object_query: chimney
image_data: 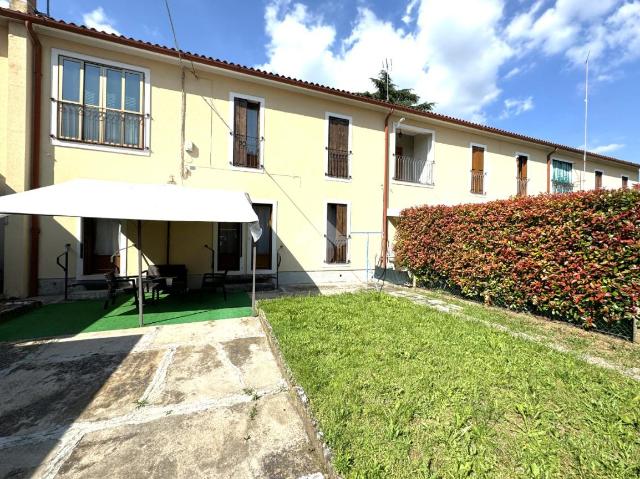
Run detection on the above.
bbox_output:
[8,0,37,14]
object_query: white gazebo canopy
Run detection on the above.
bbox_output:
[0,179,262,323]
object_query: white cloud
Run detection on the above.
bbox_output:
[500,96,534,119]
[82,7,120,35]
[402,0,419,25]
[259,0,512,122]
[0,1,9,9]
[504,67,521,79]
[591,143,625,154]
[507,0,640,74]
[258,0,638,122]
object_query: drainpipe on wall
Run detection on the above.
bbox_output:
[546,147,557,194]
[379,108,395,269]
[25,20,42,297]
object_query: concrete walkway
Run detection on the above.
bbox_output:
[0,318,325,478]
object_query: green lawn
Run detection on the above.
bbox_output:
[0,291,252,342]
[261,292,640,478]
[411,288,640,372]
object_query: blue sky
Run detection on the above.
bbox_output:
[29,0,640,163]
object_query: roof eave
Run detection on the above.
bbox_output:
[1,7,637,170]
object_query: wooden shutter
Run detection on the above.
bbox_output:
[326,204,335,262]
[328,117,349,178]
[517,155,527,179]
[595,171,603,189]
[335,204,347,263]
[326,203,348,263]
[233,98,247,166]
[328,117,348,151]
[471,146,484,194]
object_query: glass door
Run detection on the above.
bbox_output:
[252,204,273,270]
[217,223,242,271]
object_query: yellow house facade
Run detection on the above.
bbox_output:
[1,2,638,298]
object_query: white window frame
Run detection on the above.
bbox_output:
[244,199,278,275]
[324,112,353,182]
[551,157,574,193]
[323,200,351,267]
[228,92,266,173]
[469,142,488,195]
[50,48,151,156]
[621,174,630,188]
[391,122,436,188]
[75,217,127,281]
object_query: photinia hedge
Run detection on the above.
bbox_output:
[394,188,640,337]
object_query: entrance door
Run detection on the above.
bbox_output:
[82,218,120,275]
[217,223,242,271]
[252,204,273,270]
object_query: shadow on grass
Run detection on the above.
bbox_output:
[0,291,252,343]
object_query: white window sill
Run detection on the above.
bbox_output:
[228,164,265,174]
[322,261,351,269]
[325,175,352,183]
[51,138,150,156]
[391,179,435,189]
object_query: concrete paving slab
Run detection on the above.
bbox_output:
[151,317,265,347]
[222,336,284,392]
[0,317,325,478]
[154,344,243,405]
[54,392,320,479]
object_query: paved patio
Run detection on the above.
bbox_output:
[0,317,324,478]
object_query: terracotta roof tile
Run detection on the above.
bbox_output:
[1,7,637,168]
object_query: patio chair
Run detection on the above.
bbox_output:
[103,271,138,309]
[201,270,228,301]
[148,264,188,300]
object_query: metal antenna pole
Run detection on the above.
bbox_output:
[383,58,392,102]
[582,51,590,191]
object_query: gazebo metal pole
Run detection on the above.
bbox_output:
[252,242,257,316]
[137,220,144,327]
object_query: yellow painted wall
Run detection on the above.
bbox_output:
[0,23,637,295]
[0,24,7,180]
[2,21,33,297]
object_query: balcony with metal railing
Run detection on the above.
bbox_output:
[56,100,145,149]
[393,155,434,185]
[326,148,350,179]
[516,177,529,197]
[552,180,574,194]
[232,134,261,169]
[470,171,486,195]
[325,236,349,264]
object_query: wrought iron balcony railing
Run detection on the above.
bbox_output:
[56,100,144,149]
[470,170,486,195]
[552,180,574,194]
[326,148,350,179]
[325,236,349,264]
[516,177,529,197]
[394,155,434,185]
[232,133,261,169]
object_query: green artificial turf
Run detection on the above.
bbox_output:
[0,291,252,342]
[261,291,640,479]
